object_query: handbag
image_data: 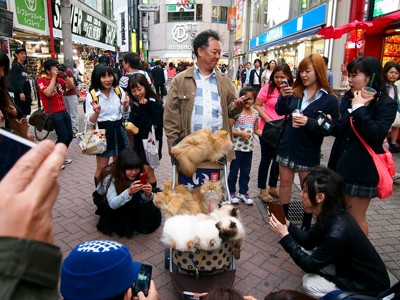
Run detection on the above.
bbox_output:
[142,125,160,169]
[350,118,395,199]
[76,123,107,155]
[260,118,286,148]
[29,109,54,132]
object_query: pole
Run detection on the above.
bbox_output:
[61,0,74,68]
[47,0,55,59]
[228,28,234,80]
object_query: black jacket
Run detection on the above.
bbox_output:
[249,68,263,86]
[276,92,339,167]
[328,94,396,185]
[280,211,390,295]
[151,66,165,86]
[8,62,32,97]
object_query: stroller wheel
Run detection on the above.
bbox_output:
[164,248,170,269]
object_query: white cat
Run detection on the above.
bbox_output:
[161,215,196,251]
[193,216,222,251]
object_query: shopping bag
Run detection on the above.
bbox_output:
[76,123,107,155]
[142,125,160,169]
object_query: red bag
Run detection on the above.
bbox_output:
[351,118,395,199]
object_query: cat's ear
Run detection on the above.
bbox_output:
[229,221,237,229]
[215,222,221,230]
[231,207,239,217]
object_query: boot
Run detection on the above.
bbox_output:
[283,204,290,218]
[150,181,161,193]
[301,212,313,231]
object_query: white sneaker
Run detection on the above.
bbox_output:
[393,173,400,181]
[238,193,254,205]
[64,159,72,164]
[230,192,240,204]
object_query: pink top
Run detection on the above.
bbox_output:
[257,83,284,130]
[167,67,176,78]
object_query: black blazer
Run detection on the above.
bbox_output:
[249,68,263,86]
[276,92,339,167]
[151,66,165,86]
[328,94,396,185]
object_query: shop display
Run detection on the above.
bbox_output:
[382,35,400,65]
[27,57,40,79]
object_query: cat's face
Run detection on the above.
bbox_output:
[216,219,239,240]
[200,180,222,195]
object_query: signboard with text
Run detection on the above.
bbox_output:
[13,0,47,34]
[372,0,400,17]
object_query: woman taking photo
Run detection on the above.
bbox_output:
[328,56,396,235]
[126,73,164,192]
[94,149,161,237]
[276,54,339,231]
[85,65,130,186]
[254,64,293,202]
[269,166,390,298]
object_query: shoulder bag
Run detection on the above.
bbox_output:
[350,118,395,199]
[260,118,286,148]
[76,122,107,155]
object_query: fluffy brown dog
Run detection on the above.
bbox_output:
[170,129,233,177]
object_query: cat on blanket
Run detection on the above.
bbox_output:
[171,129,233,177]
[161,214,221,251]
[211,205,245,259]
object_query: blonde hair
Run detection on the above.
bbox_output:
[292,54,334,99]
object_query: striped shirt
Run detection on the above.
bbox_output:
[191,64,222,132]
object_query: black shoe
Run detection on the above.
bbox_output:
[389,144,400,153]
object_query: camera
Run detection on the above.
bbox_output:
[56,64,67,72]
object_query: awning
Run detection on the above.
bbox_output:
[163,51,193,58]
[366,10,400,35]
[249,27,321,52]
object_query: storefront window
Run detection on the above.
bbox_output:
[154,11,160,24]
[211,6,228,24]
[383,35,400,65]
[0,0,6,10]
[84,0,97,10]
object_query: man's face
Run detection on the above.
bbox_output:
[122,60,129,71]
[246,63,251,70]
[197,38,221,70]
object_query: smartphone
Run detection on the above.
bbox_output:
[268,202,286,224]
[133,264,152,296]
[0,128,35,180]
[316,111,333,134]
[140,172,147,185]
[281,79,289,86]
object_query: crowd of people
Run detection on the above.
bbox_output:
[1,28,400,299]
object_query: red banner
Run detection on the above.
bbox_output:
[228,7,236,30]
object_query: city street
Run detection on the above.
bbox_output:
[46,103,400,299]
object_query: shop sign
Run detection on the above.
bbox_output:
[52,0,116,46]
[167,4,194,12]
[15,0,46,32]
[138,5,160,11]
[373,0,400,17]
[250,3,326,50]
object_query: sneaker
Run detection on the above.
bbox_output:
[230,192,240,204]
[64,158,72,164]
[237,193,254,205]
[61,165,65,170]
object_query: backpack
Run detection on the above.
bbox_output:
[89,86,122,104]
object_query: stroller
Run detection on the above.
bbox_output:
[163,151,236,295]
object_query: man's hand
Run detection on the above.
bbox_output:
[20,92,26,101]
[135,280,158,300]
[0,141,66,243]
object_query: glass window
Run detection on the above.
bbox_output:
[211,6,228,24]
[196,4,203,21]
[85,0,97,10]
[102,0,113,19]
[0,0,6,9]
[154,11,160,24]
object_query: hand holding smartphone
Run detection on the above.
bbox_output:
[133,264,152,297]
[140,172,147,185]
[281,79,289,87]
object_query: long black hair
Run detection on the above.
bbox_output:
[267,63,293,96]
[302,166,346,219]
[99,149,143,194]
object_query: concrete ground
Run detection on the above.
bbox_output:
[36,103,400,299]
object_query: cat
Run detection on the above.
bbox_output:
[155,179,223,217]
[211,205,245,259]
[192,179,223,214]
[171,129,233,177]
[161,215,196,251]
[162,214,222,251]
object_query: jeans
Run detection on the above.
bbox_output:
[63,94,79,132]
[53,111,73,147]
[228,151,253,194]
[257,137,279,189]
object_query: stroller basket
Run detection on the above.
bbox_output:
[171,241,234,274]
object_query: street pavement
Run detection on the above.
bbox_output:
[41,103,400,299]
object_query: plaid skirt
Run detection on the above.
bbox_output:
[345,182,377,199]
[98,126,130,158]
[276,155,313,172]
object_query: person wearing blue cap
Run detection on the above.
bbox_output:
[60,240,159,300]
